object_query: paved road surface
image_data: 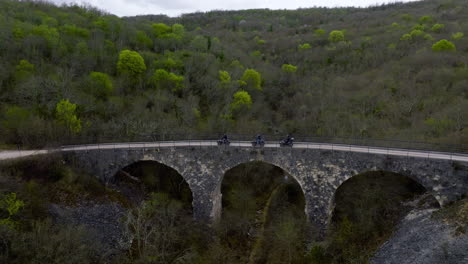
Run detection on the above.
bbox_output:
[0,141,467,162]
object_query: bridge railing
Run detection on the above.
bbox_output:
[54,133,468,155]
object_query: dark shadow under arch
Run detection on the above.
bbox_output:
[326,170,440,262]
[114,160,192,209]
[220,161,308,263]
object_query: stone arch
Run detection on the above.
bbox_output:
[117,160,193,205]
[218,160,308,220]
[326,169,441,233]
[111,156,195,211]
[328,168,442,214]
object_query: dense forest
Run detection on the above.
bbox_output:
[0,0,467,148]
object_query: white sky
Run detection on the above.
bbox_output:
[48,0,422,17]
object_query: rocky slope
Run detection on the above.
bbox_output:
[371,199,468,264]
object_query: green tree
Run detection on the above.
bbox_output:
[15,60,34,80]
[431,23,445,32]
[150,69,184,92]
[152,23,171,37]
[298,43,311,50]
[241,69,262,91]
[230,90,252,112]
[0,193,24,229]
[314,29,326,37]
[451,32,464,40]
[171,23,185,36]
[219,70,231,84]
[89,72,113,99]
[281,64,297,73]
[136,30,153,49]
[432,39,456,52]
[329,30,345,42]
[117,50,146,76]
[55,99,81,134]
[419,15,433,24]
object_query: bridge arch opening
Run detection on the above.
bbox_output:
[327,170,439,260]
[114,160,192,210]
[219,161,308,263]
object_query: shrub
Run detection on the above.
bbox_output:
[329,30,345,42]
[451,32,464,40]
[230,90,252,111]
[55,99,81,134]
[432,39,456,52]
[116,50,146,76]
[431,23,445,32]
[241,69,262,90]
[219,70,231,84]
[281,64,298,73]
[298,43,311,50]
[89,72,113,99]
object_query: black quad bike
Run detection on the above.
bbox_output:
[252,135,265,147]
[279,135,294,147]
[217,135,230,146]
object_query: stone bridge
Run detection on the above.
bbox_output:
[60,141,468,237]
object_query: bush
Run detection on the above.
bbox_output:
[329,30,345,42]
[432,39,456,52]
[116,50,146,76]
[281,64,298,73]
[451,32,464,40]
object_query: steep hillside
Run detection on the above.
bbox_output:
[0,0,467,148]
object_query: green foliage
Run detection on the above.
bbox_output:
[15,60,34,80]
[432,39,456,52]
[2,220,102,264]
[431,23,445,32]
[60,24,89,38]
[298,43,311,50]
[230,90,252,111]
[191,35,208,51]
[451,32,464,40]
[0,193,24,229]
[410,29,424,38]
[401,13,412,21]
[419,15,433,24]
[329,30,345,42]
[172,23,185,35]
[55,99,81,133]
[31,24,59,44]
[117,49,146,76]
[424,117,454,136]
[281,64,298,73]
[219,70,231,84]
[89,72,113,99]
[150,69,184,91]
[1,106,31,134]
[241,69,262,90]
[400,33,412,41]
[412,24,426,31]
[136,30,153,49]
[152,22,171,36]
[152,23,185,39]
[314,28,326,37]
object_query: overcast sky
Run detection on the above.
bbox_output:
[49,0,421,17]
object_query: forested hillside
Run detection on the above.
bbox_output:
[0,0,467,147]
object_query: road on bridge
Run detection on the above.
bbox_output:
[1,141,467,162]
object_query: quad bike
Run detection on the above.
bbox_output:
[279,136,294,147]
[252,135,265,147]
